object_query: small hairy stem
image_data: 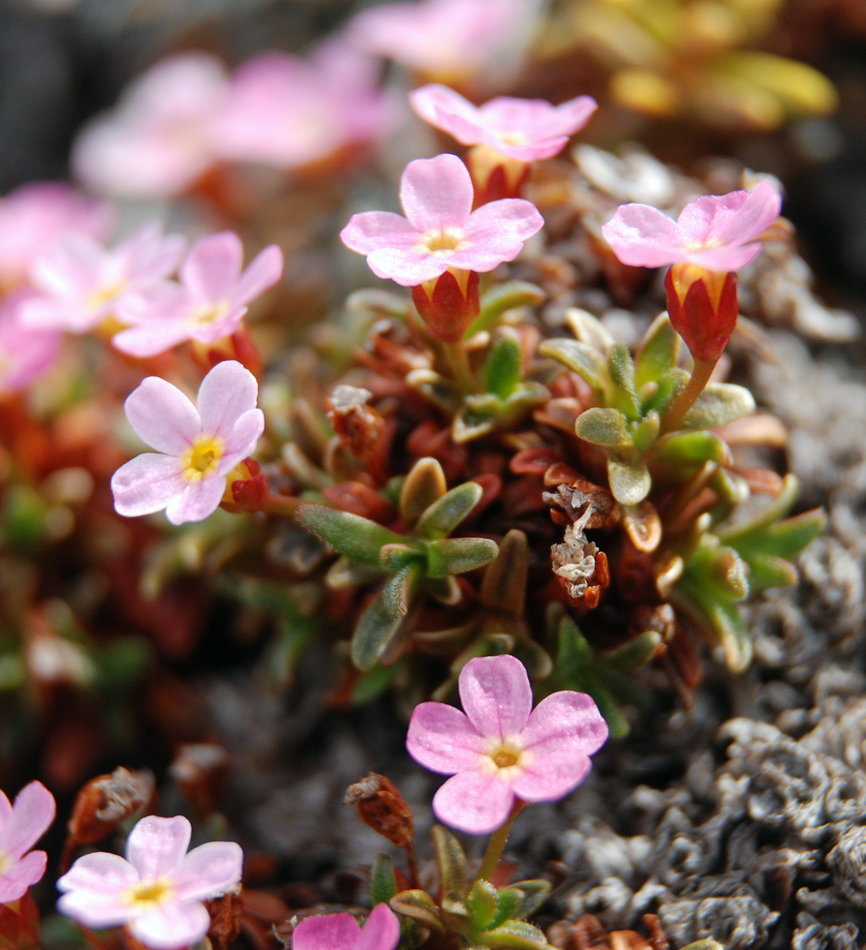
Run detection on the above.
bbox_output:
[441,339,477,395]
[261,493,301,517]
[661,357,718,433]
[474,801,524,884]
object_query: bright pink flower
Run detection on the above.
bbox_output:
[0,291,62,393]
[0,182,113,289]
[340,153,543,286]
[407,655,608,835]
[410,85,597,161]
[71,53,229,198]
[112,232,282,357]
[214,41,395,170]
[0,781,55,903]
[292,903,400,950]
[56,814,242,950]
[111,360,265,525]
[601,181,782,272]
[346,0,535,80]
[20,223,185,334]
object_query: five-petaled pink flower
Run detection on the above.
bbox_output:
[0,291,62,394]
[292,903,400,950]
[0,781,55,903]
[410,85,597,162]
[111,359,265,525]
[113,232,283,357]
[600,180,782,272]
[57,814,242,950]
[340,153,543,286]
[407,654,608,835]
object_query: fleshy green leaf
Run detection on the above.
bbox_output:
[467,880,499,931]
[631,411,660,453]
[298,505,404,568]
[400,457,447,528]
[539,338,610,400]
[425,537,499,577]
[371,854,399,905]
[467,280,546,336]
[635,312,680,388]
[575,407,631,447]
[432,824,467,906]
[653,430,733,466]
[607,343,640,418]
[607,455,651,505]
[502,880,551,921]
[415,481,483,539]
[681,382,755,429]
[474,919,551,949]
[390,890,443,931]
[482,332,523,400]
[351,565,422,670]
[486,888,523,931]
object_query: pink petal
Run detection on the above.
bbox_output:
[432,769,515,835]
[365,245,449,286]
[407,701,484,774]
[458,655,533,739]
[57,888,133,930]
[219,408,265,465]
[126,815,192,879]
[357,903,401,950]
[112,320,194,358]
[111,454,186,518]
[2,781,55,858]
[399,154,473,232]
[0,850,47,902]
[293,912,362,950]
[410,84,483,144]
[455,198,543,271]
[234,244,283,304]
[712,180,782,245]
[164,473,227,525]
[196,360,259,438]
[181,232,244,302]
[0,791,11,824]
[57,850,138,897]
[124,376,200,454]
[130,900,211,950]
[172,841,243,901]
[601,204,686,267]
[340,212,421,256]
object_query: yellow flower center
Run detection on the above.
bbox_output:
[86,281,126,313]
[185,301,230,329]
[481,736,529,781]
[123,877,173,910]
[497,131,529,147]
[0,849,12,877]
[181,435,225,482]
[418,227,466,256]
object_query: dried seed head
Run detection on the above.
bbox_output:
[344,772,415,848]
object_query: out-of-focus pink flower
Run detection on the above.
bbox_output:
[0,182,113,289]
[57,814,242,950]
[410,84,597,161]
[340,153,543,287]
[0,781,55,903]
[292,903,400,950]
[214,41,395,170]
[601,181,783,272]
[113,232,283,357]
[0,291,62,393]
[407,655,608,834]
[20,223,185,334]
[345,0,536,82]
[71,53,229,198]
[111,360,264,525]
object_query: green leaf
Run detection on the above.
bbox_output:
[474,919,551,949]
[481,529,529,615]
[467,880,499,931]
[653,430,733,466]
[607,343,639,418]
[390,889,443,931]
[486,888,524,931]
[432,824,467,905]
[371,854,399,905]
[351,565,421,670]
[298,505,405,568]
[630,411,660,453]
[467,280,547,337]
[415,481,483,539]
[379,543,423,573]
[604,630,662,673]
[575,407,631,447]
[482,332,523,400]
[607,455,651,505]
[681,382,755,429]
[425,537,498,578]
[539,338,609,400]
[400,457,447,528]
[635,312,680,388]
[507,880,552,920]
[641,367,689,416]
[743,555,799,592]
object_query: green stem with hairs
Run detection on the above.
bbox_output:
[474,801,524,884]
[661,357,718,434]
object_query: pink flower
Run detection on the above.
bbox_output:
[21,223,186,334]
[410,84,597,161]
[0,182,113,289]
[292,903,400,950]
[56,814,242,950]
[407,655,608,835]
[0,781,55,903]
[112,232,283,357]
[601,181,783,272]
[71,53,229,198]
[0,291,62,393]
[214,41,395,170]
[340,153,543,287]
[345,0,535,81]
[111,360,265,525]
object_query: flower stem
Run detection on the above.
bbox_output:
[661,357,717,434]
[262,493,300,517]
[441,339,477,395]
[474,801,524,884]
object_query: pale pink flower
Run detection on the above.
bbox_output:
[214,41,395,170]
[0,781,55,903]
[0,182,113,289]
[20,223,186,334]
[340,153,543,286]
[292,903,400,950]
[345,0,536,81]
[0,291,62,393]
[71,53,229,198]
[601,180,783,272]
[410,84,597,161]
[407,655,608,834]
[56,814,242,950]
[111,360,265,525]
[112,232,283,357]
